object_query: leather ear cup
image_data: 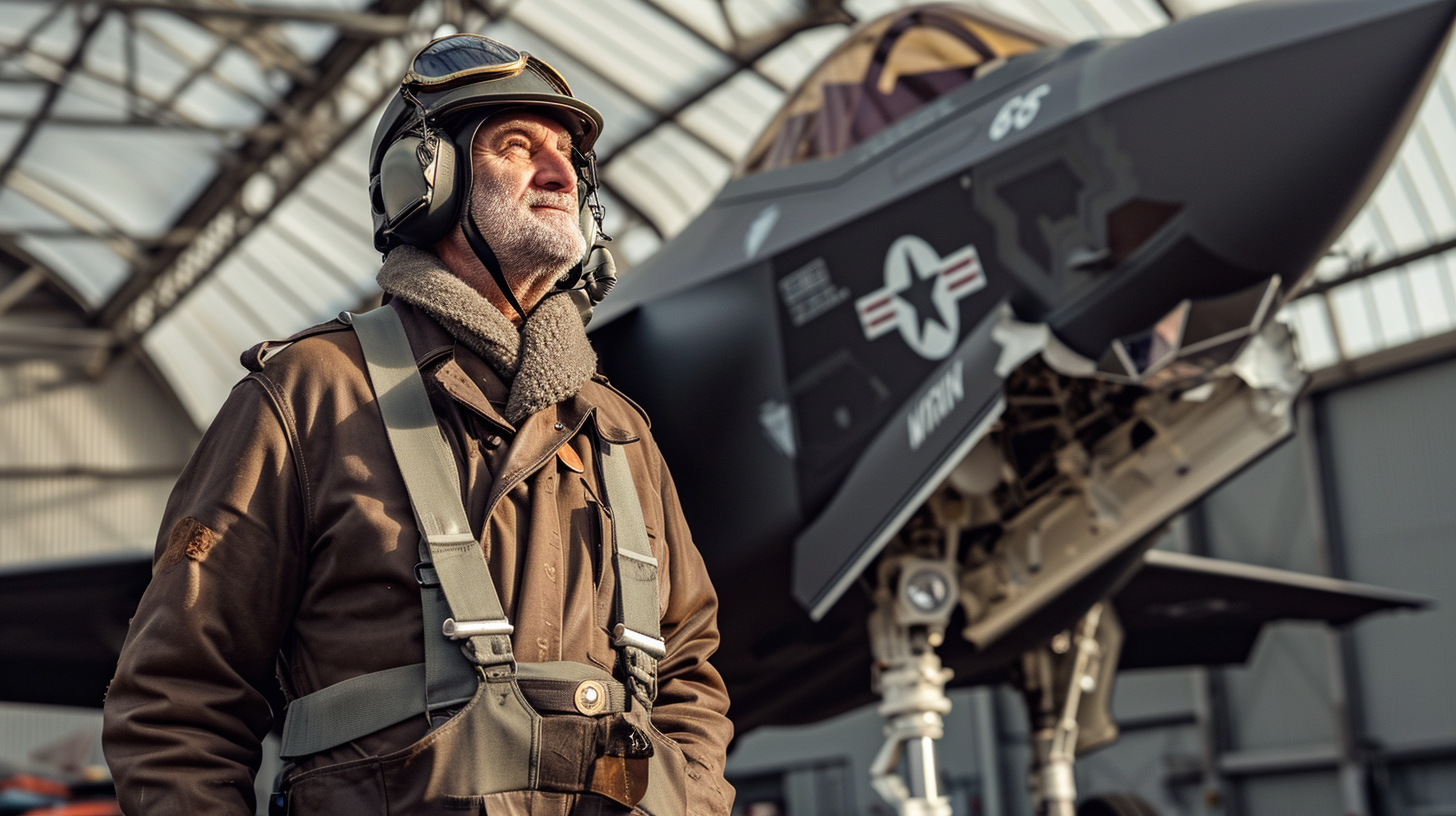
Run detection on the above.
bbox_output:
[578,200,598,266]
[375,134,461,248]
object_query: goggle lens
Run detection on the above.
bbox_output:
[408,35,525,87]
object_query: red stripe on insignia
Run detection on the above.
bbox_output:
[867,311,898,328]
[860,294,893,311]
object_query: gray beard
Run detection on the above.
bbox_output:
[471,174,585,293]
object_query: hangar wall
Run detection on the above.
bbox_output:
[0,354,198,770]
[725,346,1456,816]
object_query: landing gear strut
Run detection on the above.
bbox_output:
[867,552,959,816]
[1016,604,1123,816]
[866,550,1125,816]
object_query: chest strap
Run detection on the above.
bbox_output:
[278,305,660,759]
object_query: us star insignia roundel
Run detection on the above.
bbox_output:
[855,235,987,360]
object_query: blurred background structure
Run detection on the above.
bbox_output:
[0,0,1454,814]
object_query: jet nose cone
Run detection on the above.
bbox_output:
[1047,0,1456,353]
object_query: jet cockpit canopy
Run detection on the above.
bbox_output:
[739,5,1061,176]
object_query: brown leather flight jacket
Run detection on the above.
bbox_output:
[101,301,735,815]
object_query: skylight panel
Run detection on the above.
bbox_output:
[723,0,810,43]
[21,127,220,238]
[1368,271,1421,348]
[278,21,342,64]
[0,84,45,119]
[754,25,849,90]
[17,7,84,62]
[676,70,785,160]
[1404,127,1456,234]
[843,0,904,21]
[1070,0,1167,35]
[17,236,128,307]
[603,123,734,237]
[651,0,736,51]
[0,189,71,233]
[174,75,266,130]
[141,315,223,428]
[50,84,128,123]
[0,123,21,158]
[1365,176,1433,260]
[217,254,316,333]
[1329,283,1380,358]
[514,0,733,111]
[1405,256,1456,336]
[1281,299,1340,371]
[594,188,663,268]
[0,3,56,43]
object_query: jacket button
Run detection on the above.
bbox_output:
[554,422,564,431]
[485,435,503,448]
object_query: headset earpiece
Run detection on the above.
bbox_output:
[579,200,599,265]
[374,132,461,250]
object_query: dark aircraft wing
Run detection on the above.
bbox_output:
[0,553,152,708]
[1114,549,1429,670]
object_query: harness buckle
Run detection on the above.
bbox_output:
[611,624,666,660]
[413,561,440,588]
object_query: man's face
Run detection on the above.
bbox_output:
[468,111,585,290]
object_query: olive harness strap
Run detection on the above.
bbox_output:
[596,438,665,703]
[278,306,660,759]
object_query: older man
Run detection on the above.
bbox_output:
[102,35,733,816]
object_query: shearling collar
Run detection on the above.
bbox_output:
[376,246,596,425]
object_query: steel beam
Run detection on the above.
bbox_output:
[0,267,46,316]
[1218,743,1343,778]
[0,7,106,193]
[100,0,436,342]
[1301,398,1374,816]
[103,1,413,38]
[1297,234,1456,299]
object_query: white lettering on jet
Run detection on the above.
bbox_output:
[990,84,1051,141]
[908,360,965,451]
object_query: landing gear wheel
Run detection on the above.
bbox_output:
[1076,792,1160,816]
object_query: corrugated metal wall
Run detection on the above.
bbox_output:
[1318,356,1456,815]
[0,355,197,768]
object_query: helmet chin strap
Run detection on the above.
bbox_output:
[461,194,530,324]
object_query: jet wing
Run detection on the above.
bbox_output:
[1114,549,1429,670]
[0,553,152,708]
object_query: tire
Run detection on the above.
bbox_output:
[1076,792,1161,816]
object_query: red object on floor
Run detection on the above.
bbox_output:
[21,802,122,816]
[0,774,69,798]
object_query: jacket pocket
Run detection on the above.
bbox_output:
[285,756,387,816]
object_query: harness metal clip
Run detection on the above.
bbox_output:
[611,624,666,660]
[443,618,514,639]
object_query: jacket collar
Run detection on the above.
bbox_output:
[389,299,511,431]
[390,299,614,456]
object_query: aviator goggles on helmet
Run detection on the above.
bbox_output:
[402,34,572,95]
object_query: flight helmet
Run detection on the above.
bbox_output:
[369,34,615,321]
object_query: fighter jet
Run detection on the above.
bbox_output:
[584,0,1455,812]
[0,2,1449,814]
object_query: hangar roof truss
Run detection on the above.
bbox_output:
[1,0,1455,425]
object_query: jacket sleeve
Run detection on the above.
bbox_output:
[103,377,306,816]
[650,451,736,816]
